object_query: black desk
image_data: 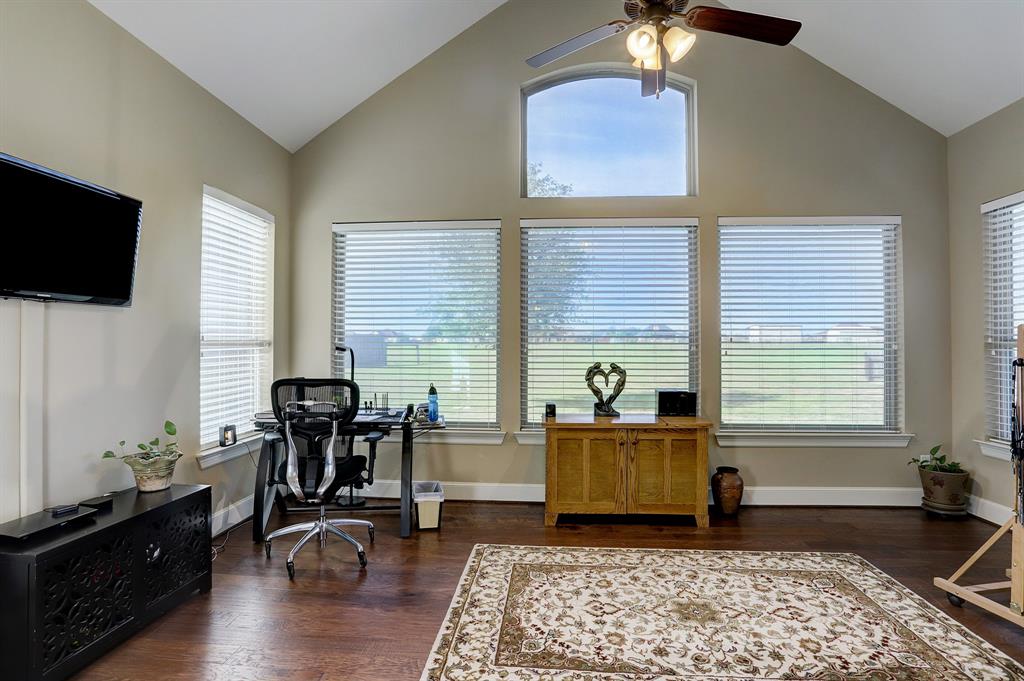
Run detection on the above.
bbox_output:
[251,411,444,541]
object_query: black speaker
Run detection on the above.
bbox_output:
[545,402,557,418]
[656,389,696,417]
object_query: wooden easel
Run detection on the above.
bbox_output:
[933,326,1024,628]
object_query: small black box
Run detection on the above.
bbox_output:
[656,389,697,417]
[545,402,557,418]
[79,494,116,511]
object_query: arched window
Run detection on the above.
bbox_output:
[522,65,695,198]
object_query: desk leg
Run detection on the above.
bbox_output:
[252,433,281,544]
[400,423,414,538]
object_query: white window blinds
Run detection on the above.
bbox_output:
[332,221,500,429]
[199,187,274,448]
[719,217,902,432]
[520,219,700,428]
[983,191,1024,441]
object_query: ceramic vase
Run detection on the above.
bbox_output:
[711,466,744,515]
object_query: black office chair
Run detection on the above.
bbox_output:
[263,378,382,579]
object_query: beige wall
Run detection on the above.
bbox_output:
[291,0,951,490]
[4,0,985,517]
[0,0,291,519]
[948,99,1024,509]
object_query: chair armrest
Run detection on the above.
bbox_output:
[362,431,383,486]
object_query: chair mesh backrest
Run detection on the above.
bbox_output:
[271,378,359,441]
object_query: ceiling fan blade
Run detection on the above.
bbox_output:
[526,21,630,68]
[683,6,801,46]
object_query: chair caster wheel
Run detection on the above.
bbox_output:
[368,527,375,544]
[264,541,272,559]
[947,593,965,607]
[286,561,295,580]
[358,550,367,568]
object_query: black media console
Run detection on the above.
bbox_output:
[0,484,212,681]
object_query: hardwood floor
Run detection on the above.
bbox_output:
[72,503,1023,680]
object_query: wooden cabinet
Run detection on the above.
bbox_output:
[544,415,711,528]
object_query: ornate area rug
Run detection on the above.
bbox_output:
[421,544,1024,681]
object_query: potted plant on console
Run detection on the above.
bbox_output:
[908,444,970,516]
[101,420,182,492]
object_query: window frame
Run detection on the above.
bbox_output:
[519,217,701,430]
[520,63,698,199]
[717,216,906,440]
[199,185,275,451]
[982,190,1024,443]
[330,219,502,431]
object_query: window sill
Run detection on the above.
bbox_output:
[196,435,261,470]
[715,431,915,448]
[974,439,1011,461]
[378,429,507,446]
[513,430,545,446]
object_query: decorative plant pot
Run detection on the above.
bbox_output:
[918,467,970,515]
[711,466,744,515]
[123,455,179,492]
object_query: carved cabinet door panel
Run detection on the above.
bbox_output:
[35,532,135,676]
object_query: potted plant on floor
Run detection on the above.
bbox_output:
[908,444,970,516]
[101,420,182,492]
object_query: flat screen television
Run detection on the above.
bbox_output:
[1,153,142,306]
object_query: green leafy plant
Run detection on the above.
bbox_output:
[908,444,964,473]
[101,421,182,461]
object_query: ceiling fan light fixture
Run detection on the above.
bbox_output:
[626,24,659,60]
[663,26,696,63]
[632,52,661,70]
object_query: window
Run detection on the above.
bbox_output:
[522,67,695,198]
[520,219,699,428]
[332,221,500,429]
[983,191,1024,441]
[199,187,274,448]
[719,217,902,432]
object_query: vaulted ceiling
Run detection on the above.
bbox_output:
[726,0,1024,136]
[90,0,506,152]
[91,0,1023,151]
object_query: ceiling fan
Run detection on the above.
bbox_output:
[526,0,802,97]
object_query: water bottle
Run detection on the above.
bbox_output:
[427,383,439,422]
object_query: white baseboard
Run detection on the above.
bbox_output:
[360,479,546,502]
[219,483,1012,533]
[967,495,1014,525]
[740,486,922,506]
[212,493,253,536]
[359,481,925,507]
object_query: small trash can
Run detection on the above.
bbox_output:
[413,481,444,530]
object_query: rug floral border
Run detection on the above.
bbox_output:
[420,544,1024,681]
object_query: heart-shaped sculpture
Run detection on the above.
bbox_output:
[585,362,628,417]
